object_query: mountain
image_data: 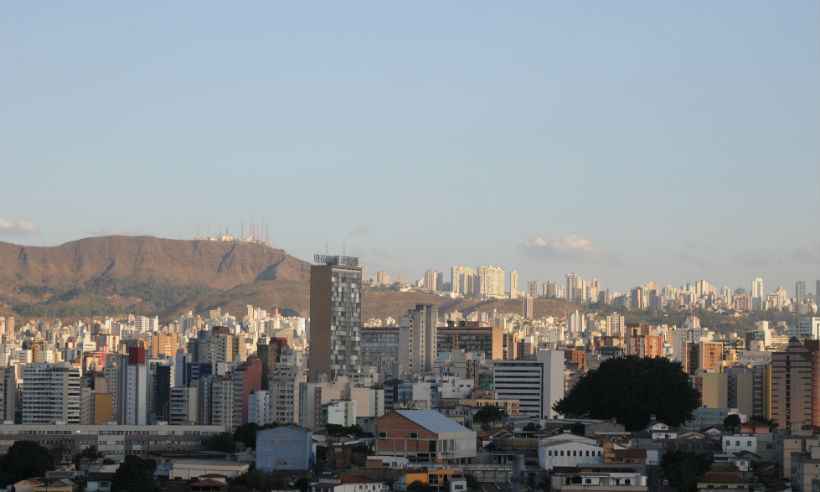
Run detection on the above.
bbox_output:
[0,236,310,319]
[0,235,576,322]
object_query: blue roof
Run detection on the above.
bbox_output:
[396,410,470,434]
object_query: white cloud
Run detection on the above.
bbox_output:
[520,234,615,264]
[0,218,38,235]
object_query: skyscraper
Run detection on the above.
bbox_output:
[450,266,478,297]
[493,350,564,419]
[566,273,579,303]
[796,281,807,305]
[478,265,505,299]
[309,255,362,381]
[509,270,519,299]
[22,362,81,424]
[399,304,438,376]
[752,277,764,311]
[423,270,439,292]
[770,338,813,433]
[119,345,148,425]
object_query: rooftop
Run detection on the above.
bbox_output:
[396,410,471,434]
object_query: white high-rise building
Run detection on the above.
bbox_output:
[423,270,439,292]
[566,273,580,303]
[169,386,199,425]
[509,270,519,299]
[450,266,478,297]
[399,304,438,376]
[478,266,506,299]
[22,362,81,424]
[119,346,149,425]
[270,365,301,424]
[493,350,565,419]
[248,390,273,426]
[752,277,764,310]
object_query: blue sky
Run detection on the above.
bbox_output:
[1,2,818,292]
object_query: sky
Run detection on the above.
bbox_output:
[1,2,819,293]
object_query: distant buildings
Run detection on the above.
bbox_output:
[478,265,505,299]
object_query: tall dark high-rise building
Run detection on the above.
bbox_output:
[771,338,813,433]
[308,255,362,381]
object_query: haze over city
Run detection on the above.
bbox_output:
[2,2,819,291]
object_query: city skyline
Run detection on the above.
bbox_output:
[2,2,818,291]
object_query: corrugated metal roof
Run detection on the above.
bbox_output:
[396,410,470,434]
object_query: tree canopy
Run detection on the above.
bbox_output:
[473,405,506,426]
[661,450,712,492]
[112,455,158,492]
[0,440,55,487]
[553,356,699,431]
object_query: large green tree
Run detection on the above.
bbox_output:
[553,356,699,431]
[661,450,712,492]
[112,455,158,492]
[0,440,55,486]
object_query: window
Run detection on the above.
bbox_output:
[560,450,564,456]
[378,432,386,438]
[409,432,419,439]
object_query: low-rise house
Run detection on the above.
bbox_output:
[538,434,604,470]
[375,410,477,463]
[549,467,648,491]
[722,434,758,455]
[648,422,677,441]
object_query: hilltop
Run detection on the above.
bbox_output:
[0,235,576,321]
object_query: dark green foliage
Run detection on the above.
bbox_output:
[723,414,741,433]
[233,422,280,449]
[205,432,237,453]
[0,440,55,486]
[554,356,699,431]
[661,450,712,492]
[112,455,158,492]
[473,405,506,425]
[569,422,586,436]
[73,445,104,467]
[324,424,365,437]
[407,481,435,492]
[234,423,260,449]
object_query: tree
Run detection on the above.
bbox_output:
[73,445,103,468]
[234,423,260,449]
[554,356,699,431]
[661,450,712,492]
[473,405,506,427]
[0,440,55,487]
[407,481,434,492]
[569,422,586,436]
[111,455,159,492]
[205,432,237,453]
[723,414,741,433]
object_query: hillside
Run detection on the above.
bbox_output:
[0,235,576,322]
[0,236,310,319]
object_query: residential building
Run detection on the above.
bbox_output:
[22,362,81,424]
[248,390,272,426]
[771,338,813,433]
[399,304,438,376]
[538,434,605,470]
[256,426,313,472]
[169,386,199,425]
[437,321,503,360]
[375,410,477,462]
[549,467,648,491]
[360,326,400,379]
[493,350,564,419]
[478,266,505,299]
[309,255,363,381]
